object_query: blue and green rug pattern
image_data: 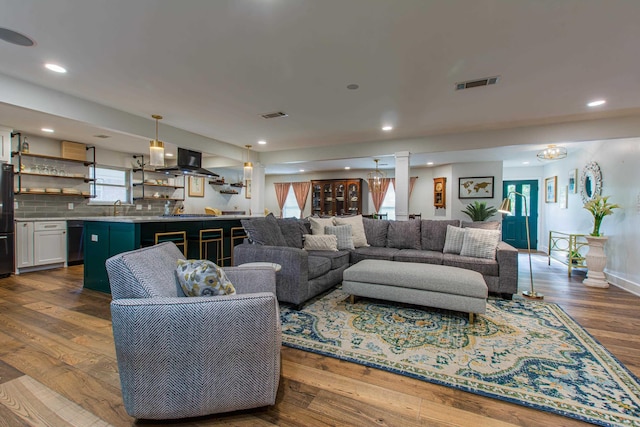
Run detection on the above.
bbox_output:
[280,289,640,426]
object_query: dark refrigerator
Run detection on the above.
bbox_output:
[0,163,14,278]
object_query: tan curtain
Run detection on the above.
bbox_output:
[390,177,418,198]
[292,181,311,218]
[274,182,291,218]
[368,177,392,213]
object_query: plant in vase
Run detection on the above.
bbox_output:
[583,195,620,236]
[462,201,498,221]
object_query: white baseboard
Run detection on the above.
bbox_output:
[606,272,640,297]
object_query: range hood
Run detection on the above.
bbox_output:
[155,148,219,177]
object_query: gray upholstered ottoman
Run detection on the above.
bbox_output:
[343,259,487,322]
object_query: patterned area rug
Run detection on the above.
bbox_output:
[280,289,640,427]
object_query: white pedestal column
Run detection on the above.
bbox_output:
[583,235,609,288]
[395,151,410,221]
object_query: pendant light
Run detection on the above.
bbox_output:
[368,159,386,193]
[149,114,165,166]
[243,144,253,182]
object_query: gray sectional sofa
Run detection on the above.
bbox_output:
[233,215,518,308]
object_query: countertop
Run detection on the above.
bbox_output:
[15,215,252,223]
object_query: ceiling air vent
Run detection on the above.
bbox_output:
[455,76,500,91]
[93,134,110,139]
[261,111,288,119]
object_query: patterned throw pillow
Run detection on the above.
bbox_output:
[443,225,466,254]
[460,228,501,259]
[334,215,369,248]
[175,259,236,297]
[324,224,354,250]
[303,234,338,251]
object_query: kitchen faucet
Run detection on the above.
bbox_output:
[113,199,122,216]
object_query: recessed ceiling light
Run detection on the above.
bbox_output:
[165,153,174,157]
[299,169,305,172]
[258,140,267,145]
[41,128,54,133]
[426,162,434,166]
[45,63,67,73]
[587,99,606,107]
[522,161,530,165]
[344,166,351,170]
[382,126,393,131]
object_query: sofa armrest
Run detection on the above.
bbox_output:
[496,241,519,295]
[223,266,276,295]
[233,243,310,305]
[110,293,280,419]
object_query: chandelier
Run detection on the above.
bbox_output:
[149,114,165,166]
[537,144,567,161]
[368,159,386,193]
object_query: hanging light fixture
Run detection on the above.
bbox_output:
[243,144,253,182]
[368,159,386,193]
[149,114,165,166]
[537,144,567,161]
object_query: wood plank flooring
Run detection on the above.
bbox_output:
[0,253,638,426]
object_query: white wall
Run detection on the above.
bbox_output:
[506,138,640,295]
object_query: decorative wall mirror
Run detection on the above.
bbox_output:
[580,161,603,203]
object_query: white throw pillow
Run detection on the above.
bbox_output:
[325,224,354,250]
[443,225,465,254]
[309,216,335,235]
[460,228,501,259]
[303,234,338,251]
[334,215,369,248]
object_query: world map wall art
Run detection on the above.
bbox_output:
[459,176,494,199]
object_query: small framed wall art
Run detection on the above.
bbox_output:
[188,176,205,197]
[545,176,557,203]
[459,176,494,199]
[568,169,578,193]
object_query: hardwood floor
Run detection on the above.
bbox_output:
[0,253,638,426]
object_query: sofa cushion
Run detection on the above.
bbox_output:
[175,259,236,297]
[363,218,390,247]
[460,228,501,259]
[303,234,338,251]
[393,249,444,265]
[307,256,332,280]
[443,225,465,254]
[421,219,461,251]
[350,246,400,263]
[443,253,499,276]
[325,224,354,250]
[462,220,502,230]
[277,218,307,248]
[334,215,369,248]
[387,219,421,249]
[309,216,335,235]
[307,250,351,270]
[241,214,287,246]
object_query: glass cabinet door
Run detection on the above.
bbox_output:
[334,182,346,215]
[323,183,333,215]
[347,181,360,214]
[312,183,322,215]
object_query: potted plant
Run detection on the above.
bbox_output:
[583,195,620,237]
[462,201,498,221]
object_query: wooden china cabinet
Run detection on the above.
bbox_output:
[311,179,362,216]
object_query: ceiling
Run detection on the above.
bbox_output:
[1,0,640,174]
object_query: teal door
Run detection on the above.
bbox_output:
[502,180,538,250]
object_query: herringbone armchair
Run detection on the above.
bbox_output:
[106,242,281,420]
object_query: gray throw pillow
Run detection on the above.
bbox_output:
[443,225,465,254]
[363,217,390,247]
[325,224,354,250]
[277,217,307,248]
[387,220,421,250]
[460,228,501,259]
[240,213,287,246]
[421,219,461,251]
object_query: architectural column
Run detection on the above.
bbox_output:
[395,151,410,221]
[250,163,265,216]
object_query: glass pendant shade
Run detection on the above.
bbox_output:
[149,115,165,166]
[243,145,253,182]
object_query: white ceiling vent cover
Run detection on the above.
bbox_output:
[261,111,288,119]
[455,76,500,91]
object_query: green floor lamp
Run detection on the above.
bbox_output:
[498,191,543,299]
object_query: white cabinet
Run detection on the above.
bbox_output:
[0,127,12,163]
[15,220,67,274]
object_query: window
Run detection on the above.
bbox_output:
[90,166,130,203]
[282,186,300,218]
[379,185,396,220]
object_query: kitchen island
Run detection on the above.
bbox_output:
[83,215,249,293]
